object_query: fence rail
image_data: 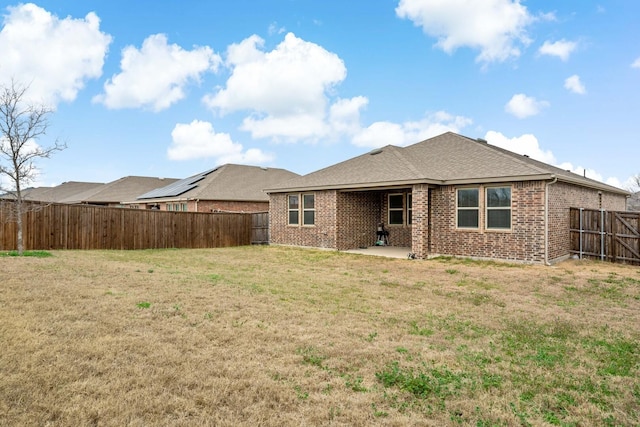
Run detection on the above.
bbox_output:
[0,202,255,250]
[570,207,640,265]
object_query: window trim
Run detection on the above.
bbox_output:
[456,187,480,229]
[388,193,404,225]
[407,193,413,225]
[288,193,315,227]
[302,193,315,226]
[485,186,512,230]
[287,194,300,226]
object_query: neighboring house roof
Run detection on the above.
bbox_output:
[266,132,629,195]
[1,186,55,201]
[136,164,300,202]
[59,176,179,204]
[21,181,105,203]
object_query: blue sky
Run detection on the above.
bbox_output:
[1,0,639,190]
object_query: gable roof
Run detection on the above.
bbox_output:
[266,132,629,195]
[59,176,180,204]
[136,164,300,202]
[21,181,104,203]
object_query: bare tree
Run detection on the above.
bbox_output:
[0,80,66,254]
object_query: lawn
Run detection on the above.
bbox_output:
[0,246,638,426]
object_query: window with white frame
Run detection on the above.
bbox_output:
[407,193,413,224]
[288,193,315,226]
[388,194,404,225]
[288,195,299,225]
[302,194,315,226]
[457,188,479,228]
[486,187,511,229]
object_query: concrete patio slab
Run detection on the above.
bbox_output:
[343,246,414,259]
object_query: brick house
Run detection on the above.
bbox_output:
[266,132,629,264]
[128,164,299,213]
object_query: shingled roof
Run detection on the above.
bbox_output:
[137,164,300,202]
[61,176,179,204]
[266,132,628,195]
[22,182,104,203]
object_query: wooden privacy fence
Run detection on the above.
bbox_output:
[251,212,269,244]
[570,208,640,265]
[0,202,258,251]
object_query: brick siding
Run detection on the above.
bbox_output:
[269,191,337,249]
[547,181,626,262]
[269,179,627,264]
[429,182,546,263]
[139,200,268,213]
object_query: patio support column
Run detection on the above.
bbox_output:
[411,184,430,259]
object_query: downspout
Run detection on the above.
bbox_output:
[544,176,558,265]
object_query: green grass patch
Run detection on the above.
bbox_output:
[376,361,465,400]
[0,250,53,257]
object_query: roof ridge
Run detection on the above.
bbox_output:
[389,145,425,179]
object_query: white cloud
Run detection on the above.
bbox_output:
[94,34,220,111]
[204,32,361,142]
[395,0,534,63]
[352,111,472,148]
[0,137,44,189]
[328,96,370,137]
[268,22,286,35]
[538,39,577,61]
[0,3,111,106]
[632,57,640,68]
[557,161,603,181]
[484,131,556,164]
[167,120,272,165]
[505,93,549,118]
[485,131,626,189]
[564,75,586,94]
[206,33,345,117]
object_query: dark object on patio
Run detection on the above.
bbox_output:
[376,222,389,246]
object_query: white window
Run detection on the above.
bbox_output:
[457,188,479,229]
[302,194,315,226]
[288,193,315,226]
[388,194,404,225]
[288,195,299,225]
[486,187,511,229]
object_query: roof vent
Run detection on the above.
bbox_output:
[523,154,529,158]
[476,138,488,143]
[369,148,383,155]
[260,166,268,170]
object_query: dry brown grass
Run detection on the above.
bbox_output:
[0,246,638,426]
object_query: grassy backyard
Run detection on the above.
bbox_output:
[0,246,638,426]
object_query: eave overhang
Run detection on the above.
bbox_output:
[266,173,630,196]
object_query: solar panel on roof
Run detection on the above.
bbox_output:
[137,168,217,199]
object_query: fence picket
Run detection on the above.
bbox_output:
[0,202,262,251]
[570,207,640,265]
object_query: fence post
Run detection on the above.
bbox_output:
[579,208,583,260]
[600,209,605,261]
